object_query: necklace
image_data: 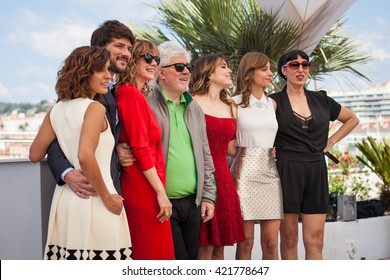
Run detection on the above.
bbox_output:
[253,100,268,108]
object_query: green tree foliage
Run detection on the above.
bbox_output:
[356,136,390,212]
[356,136,390,187]
[0,100,51,115]
[131,0,371,91]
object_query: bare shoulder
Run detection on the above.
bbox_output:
[192,95,206,110]
[86,101,105,114]
[84,101,106,123]
[232,106,238,119]
[83,101,107,131]
[230,99,238,118]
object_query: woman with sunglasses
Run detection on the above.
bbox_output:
[116,39,174,260]
[270,49,359,259]
[230,52,284,260]
[189,54,245,260]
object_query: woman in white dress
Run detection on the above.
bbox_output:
[231,52,283,260]
[29,46,132,260]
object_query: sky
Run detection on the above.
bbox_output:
[0,0,389,103]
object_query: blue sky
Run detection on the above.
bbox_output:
[0,0,389,103]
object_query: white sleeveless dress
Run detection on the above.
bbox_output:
[44,98,132,260]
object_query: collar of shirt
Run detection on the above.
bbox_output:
[161,89,187,109]
[108,76,116,91]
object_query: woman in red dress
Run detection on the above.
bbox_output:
[116,40,174,260]
[189,54,245,260]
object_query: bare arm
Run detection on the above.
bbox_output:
[227,139,237,156]
[324,106,359,152]
[30,107,95,197]
[29,110,56,163]
[198,108,216,221]
[78,102,123,215]
[117,85,172,221]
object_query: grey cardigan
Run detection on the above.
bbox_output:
[147,84,216,206]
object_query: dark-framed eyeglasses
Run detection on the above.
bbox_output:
[141,53,160,66]
[284,60,311,70]
[162,63,193,73]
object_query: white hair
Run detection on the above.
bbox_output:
[158,41,192,67]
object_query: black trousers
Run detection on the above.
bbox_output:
[170,194,201,260]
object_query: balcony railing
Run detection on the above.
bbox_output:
[0,158,55,260]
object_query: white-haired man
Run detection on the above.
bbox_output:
[147,41,216,260]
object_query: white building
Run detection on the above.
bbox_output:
[328,82,390,150]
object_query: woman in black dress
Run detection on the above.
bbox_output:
[270,49,359,259]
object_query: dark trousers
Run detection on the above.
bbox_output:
[170,194,200,260]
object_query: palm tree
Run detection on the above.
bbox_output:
[310,20,373,90]
[131,0,371,92]
[355,136,390,212]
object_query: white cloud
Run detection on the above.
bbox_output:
[68,0,160,22]
[30,23,93,59]
[372,49,390,61]
[317,14,390,92]
[14,63,55,79]
[8,21,93,60]
[0,3,159,104]
[5,2,159,63]
[0,76,55,104]
[346,15,390,64]
[373,16,388,27]
[17,8,42,26]
[12,83,55,104]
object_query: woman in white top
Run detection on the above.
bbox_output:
[231,52,283,260]
[29,46,132,259]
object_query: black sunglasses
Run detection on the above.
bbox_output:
[162,63,193,73]
[141,53,160,66]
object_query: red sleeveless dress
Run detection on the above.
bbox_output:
[199,114,245,246]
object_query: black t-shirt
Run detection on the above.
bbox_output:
[270,86,341,161]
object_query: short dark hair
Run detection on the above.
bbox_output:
[90,20,136,47]
[277,49,310,80]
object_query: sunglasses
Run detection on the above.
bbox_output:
[162,63,193,73]
[284,61,311,70]
[141,53,160,66]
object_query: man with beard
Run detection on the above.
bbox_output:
[47,20,135,197]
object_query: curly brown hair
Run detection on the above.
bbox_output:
[233,52,270,108]
[189,54,235,117]
[116,39,159,95]
[55,46,110,100]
